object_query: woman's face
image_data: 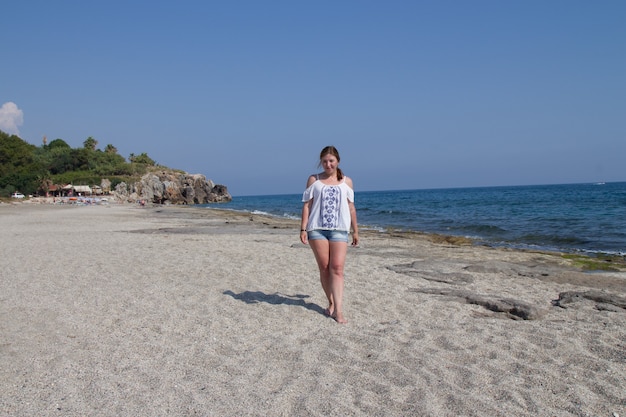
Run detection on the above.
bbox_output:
[321,154,339,174]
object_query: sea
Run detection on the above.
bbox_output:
[200,182,626,256]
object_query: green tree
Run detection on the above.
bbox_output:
[83,136,98,151]
[48,138,71,150]
[0,130,38,195]
[48,147,74,174]
[93,147,128,175]
[70,148,91,171]
[0,129,172,197]
[36,174,54,196]
[129,152,156,166]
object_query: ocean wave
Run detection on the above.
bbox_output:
[360,225,386,232]
[250,209,271,216]
[205,206,299,221]
[517,233,591,247]
[457,224,508,235]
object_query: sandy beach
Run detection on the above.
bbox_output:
[0,203,624,417]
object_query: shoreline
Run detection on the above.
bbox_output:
[206,202,626,258]
[6,196,626,257]
[4,200,626,275]
[205,183,626,257]
[201,203,626,270]
[1,203,625,416]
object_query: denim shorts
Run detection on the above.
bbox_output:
[307,229,349,243]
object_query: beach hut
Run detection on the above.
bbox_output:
[46,184,62,197]
[73,185,93,196]
[62,184,74,196]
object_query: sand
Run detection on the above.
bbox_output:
[0,203,624,417]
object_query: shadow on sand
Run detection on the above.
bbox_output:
[223,290,326,316]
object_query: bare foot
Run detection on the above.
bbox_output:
[332,312,347,324]
[324,304,335,317]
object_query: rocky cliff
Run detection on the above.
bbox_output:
[113,171,232,204]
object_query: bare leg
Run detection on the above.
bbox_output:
[328,241,348,323]
[309,239,334,316]
[309,239,348,323]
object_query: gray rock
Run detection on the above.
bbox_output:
[552,290,626,311]
[410,287,545,320]
[112,171,231,204]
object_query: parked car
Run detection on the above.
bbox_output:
[11,192,25,199]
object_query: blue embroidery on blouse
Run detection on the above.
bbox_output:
[321,186,340,228]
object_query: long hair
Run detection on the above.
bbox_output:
[319,145,344,180]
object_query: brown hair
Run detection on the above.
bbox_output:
[319,145,344,180]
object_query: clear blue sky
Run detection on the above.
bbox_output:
[2,1,625,196]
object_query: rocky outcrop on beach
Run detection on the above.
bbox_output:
[113,170,232,205]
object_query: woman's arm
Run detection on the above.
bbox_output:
[300,175,316,244]
[348,201,359,246]
[345,176,359,246]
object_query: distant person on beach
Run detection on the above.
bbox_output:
[300,146,359,324]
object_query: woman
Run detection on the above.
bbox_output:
[300,146,359,324]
